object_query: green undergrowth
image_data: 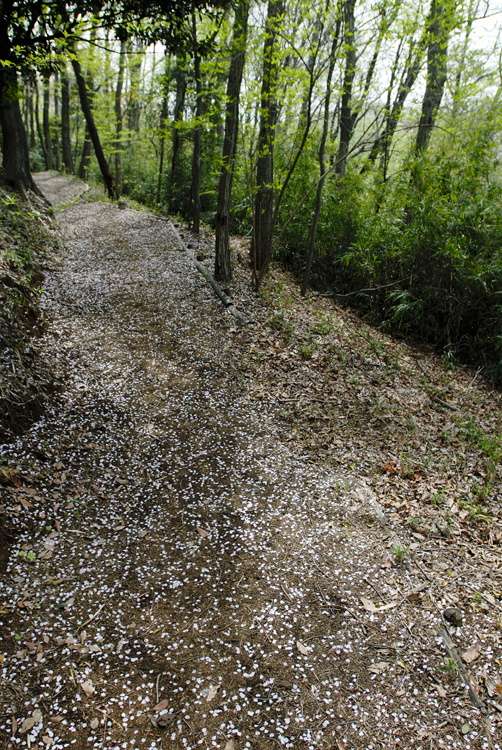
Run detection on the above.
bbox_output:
[0,183,58,439]
[0,186,56,348]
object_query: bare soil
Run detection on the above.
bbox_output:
[1,174,502,750]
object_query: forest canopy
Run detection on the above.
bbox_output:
[2,0,502,379]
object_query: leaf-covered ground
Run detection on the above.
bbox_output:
[1,173,502,750]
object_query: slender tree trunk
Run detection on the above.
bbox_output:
[128,40,144,133]
[54,73,61,171]
[71,55,117,198]
[190,14,203,234]
[301,31,340,296]
[414,0,450,155]
[214,0,250,284]
[35,81,49,167]
[61,70,74,173]
[406,0,451,223]
[157,52,170,204]
[43,74,54,170]
[28,85,36,150]
[0,69,44,197]
[335,0,356,177]
[250,0,284,280]
[115,40,126,194]
[170,54,187,208]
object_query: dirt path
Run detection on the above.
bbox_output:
[0,174,499,750]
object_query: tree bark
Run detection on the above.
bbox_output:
[415,0,450,155]
[127,40,144,133]
[115,40,126,194]
[190,13,203,234]
[335,0,356,177]
[28,85,36,149]
[61,70,75,173]
[156,52,170,204]
[0,69,44,197]
[71,55,117,198]
[53,73,61,171]
[214,0,250,284]
[43,74,54,170]
[170,54,187,210]
[250,0,284,280]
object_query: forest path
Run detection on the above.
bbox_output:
[0,174,497,750]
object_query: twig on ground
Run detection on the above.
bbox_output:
[77,600,107,632]
[438,626,487,715]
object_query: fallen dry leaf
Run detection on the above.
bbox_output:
[296,640,310,655]
[224,741,235,750]
[462,646,480,664]
[49,715,64,723]
[20,709,42,734]
[206,684,219,701]
[368,661,390,675]
[154,699,169,712]
[360,596,399,613]
[434,684,447,698]
[197,527,209,538]
[90,717,99,730]
[42,737,53,746]
[81,678,94,697]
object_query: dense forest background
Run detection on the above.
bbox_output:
[6,0,502,379]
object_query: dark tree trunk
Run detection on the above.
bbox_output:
[406,0,451,223]
[156,52,170,204]
[35,81,49,166]
[28,86,36,149]
[335,0,356,177]
[71,55,117,198]
[0,69,44,197]
[61,70,74,173]
[115,40,126,194]
[250,0,284,280]
[53,73,61,171]
[301,29,340,296]
[43,75,54,170]
[170,54,187,208]
[415,0,450,155]
[214,0,250,284]
[190,14,203,234]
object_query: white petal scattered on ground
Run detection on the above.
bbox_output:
[1,174,501,750]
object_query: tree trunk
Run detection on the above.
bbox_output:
[61,70,74,173]
[53,73,61,171]
[250,0,284,280]
[214,0,250,284]
[301,31,340,296]
[190,14,203,234]
[0,69,44,196]
[156,52,170,204]
[71,55,117,198]
[415,0,450,155]
[127,40,144,133]
[28,86,36,149]
[335,0,356,177]
[115,40,126,194]
[35,81,49,167]
[170,54,187,210]
[43,75,54,170]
